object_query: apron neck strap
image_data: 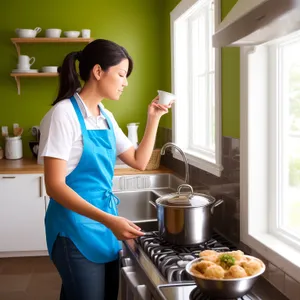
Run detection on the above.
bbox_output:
[98,104,113,130]
[71,95,114,132]
[70,96,88,136]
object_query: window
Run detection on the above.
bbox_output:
[171,0,222,177]
[240,31,300,282]
[269,36,300,247]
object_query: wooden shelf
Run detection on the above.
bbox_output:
[11,37,94,55]
[10,72,59,95]
[10,37,93,95]
[11,37,94,43]
[10,72,58,77]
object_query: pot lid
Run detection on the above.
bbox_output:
[157,184,214,207]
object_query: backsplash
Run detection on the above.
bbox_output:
[157,126,300,300]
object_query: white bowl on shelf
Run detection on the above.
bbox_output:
[15,27,41,38]
[41,66,58,73]
[45,29,62,38]
[63,31,80,38]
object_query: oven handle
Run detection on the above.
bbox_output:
[121,257,133,267]
[121,266,152,300]
[136,284,151,300]
[121,266,142,291]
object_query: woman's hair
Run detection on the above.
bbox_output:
[52,39,133,105]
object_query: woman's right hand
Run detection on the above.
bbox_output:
[106,216,145,240]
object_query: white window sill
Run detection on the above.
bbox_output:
[173,150,223,177]
[242,232,300,282]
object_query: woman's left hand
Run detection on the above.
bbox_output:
[148,96,174,119]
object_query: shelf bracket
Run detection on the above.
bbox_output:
[13,76,21,95]
[12,41,20,56]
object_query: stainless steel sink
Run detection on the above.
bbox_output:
[112,173,182,231]
[115,190,161,231]
[115,190,159,222]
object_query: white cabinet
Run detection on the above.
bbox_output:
[0,174,47,253]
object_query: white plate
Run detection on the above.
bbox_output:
[12,69,39,73]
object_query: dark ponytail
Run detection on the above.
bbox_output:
[52,51,81,105]
[52,39,133,105]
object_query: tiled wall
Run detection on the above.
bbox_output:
[157,126,300,300]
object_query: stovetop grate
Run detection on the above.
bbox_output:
[189,287,258,300]
[136,231,237,283]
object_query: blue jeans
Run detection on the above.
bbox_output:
[52,236,119,300]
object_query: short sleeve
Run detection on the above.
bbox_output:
[38,105,75,163]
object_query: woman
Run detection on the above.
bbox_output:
[38,39,172,300]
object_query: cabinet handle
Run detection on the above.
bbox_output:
[39,176,43,197]
[2,176,16,179]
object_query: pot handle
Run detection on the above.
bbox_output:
[177,183,193,195]
[149,201,157,209]
[210,199,224,214]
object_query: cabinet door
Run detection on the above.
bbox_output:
[0,174,47,252]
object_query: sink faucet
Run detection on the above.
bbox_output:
[160,142,189,184]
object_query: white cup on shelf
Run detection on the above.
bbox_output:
[81,29,91,38]
[17,55,35,70]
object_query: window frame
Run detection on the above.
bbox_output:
[170,0,223,177]
[268,37,300,249]
[240,31,300,283]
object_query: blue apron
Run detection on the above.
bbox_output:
[45,96,121,263]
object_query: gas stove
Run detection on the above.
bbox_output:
[121,231,287,300]
[136,231,237,283]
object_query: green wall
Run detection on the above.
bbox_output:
[221,0,240,138]
[159,0,181,128]
[0,0,239,157]
[0,0,163,156]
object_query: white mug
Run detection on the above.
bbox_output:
[157,90,175,105]
[18,55,35,67]
[81,29,91,38]
[19,55,35,66]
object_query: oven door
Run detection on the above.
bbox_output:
[120,257,153,300]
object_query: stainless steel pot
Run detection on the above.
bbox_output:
[150,184,223,245]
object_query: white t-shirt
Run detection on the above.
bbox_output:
[38,93,132,175]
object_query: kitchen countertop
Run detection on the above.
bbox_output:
[0,157,173,175]
[0,158,44,174]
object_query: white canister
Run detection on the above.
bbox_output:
[5,136,23,159]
